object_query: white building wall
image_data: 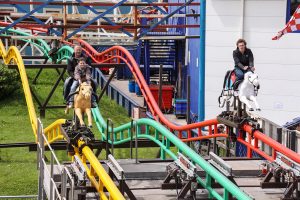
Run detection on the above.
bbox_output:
[205,0,300,125]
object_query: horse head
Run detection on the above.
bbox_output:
[78,82,92,100]
[244,71,259,87]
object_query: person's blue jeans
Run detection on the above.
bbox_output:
[235,67,245,80]
[69,80,96,103]
[69,80,79,102]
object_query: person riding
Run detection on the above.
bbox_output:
[67,45,92,77]
[233,39,255,89]
[67,57,97,108]
[64,45,95,101]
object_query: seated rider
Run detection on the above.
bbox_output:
[233,39,255,89]
[67,58,97,108]
[67,45,92,77]
[64,45,95,100]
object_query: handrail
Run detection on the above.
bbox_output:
[91,108,252,200]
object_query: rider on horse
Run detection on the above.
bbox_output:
[67,57,97,108]
[233,39,255,90]
[64,45,97,103]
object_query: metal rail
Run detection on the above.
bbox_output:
[37,118,75,200]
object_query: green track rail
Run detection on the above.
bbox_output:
[0,27,73,62]
[92,108,252,200]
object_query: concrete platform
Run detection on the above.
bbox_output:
[109,78,145,107]
[116,159,284,200]
[114,159,263,179]
[43,158,287,199]
[127,179,284,200]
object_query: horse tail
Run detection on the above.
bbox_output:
[218,70,232,107]
[223,70,231,90]
[218,92,226,108]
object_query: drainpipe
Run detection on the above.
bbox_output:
[198,0,206,122]
[241,0,245,38]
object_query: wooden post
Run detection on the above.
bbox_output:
[187,75,191,124]
[177,62,182,98]
[63,1,67,40]
[134,6,138,40]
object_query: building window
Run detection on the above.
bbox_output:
[88,9,105,15]
[0,7,16,13]
[43,8,62,14]
[287,0,300,21]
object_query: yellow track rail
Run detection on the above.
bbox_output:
[0,40,125,200]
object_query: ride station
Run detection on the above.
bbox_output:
[0,0,300,200]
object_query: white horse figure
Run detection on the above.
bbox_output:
[238,71,260,111]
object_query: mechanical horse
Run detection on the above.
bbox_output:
[219,70,260,112]
[65,82,93,128]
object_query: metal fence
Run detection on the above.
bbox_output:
[92,68,140,116]
[37,118,74,200]
[255,115,300,154]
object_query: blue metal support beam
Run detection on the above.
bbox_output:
[75,0,132,37]
[0,0,55,34]
[144,40,150,85]
[198,0,205,122]
[135,40,142,65]
[138,0,194,39]
[12,4,61,36]
[66,0,128,39]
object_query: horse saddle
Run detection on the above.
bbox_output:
[63,77,97,102]
[223,69,239,91]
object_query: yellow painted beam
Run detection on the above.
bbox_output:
[0,40,38,137]
[76,140,125,200]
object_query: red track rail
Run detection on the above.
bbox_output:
[3,23,300,165]
[241,124,300,163]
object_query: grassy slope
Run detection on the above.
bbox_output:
[0,68,133,196]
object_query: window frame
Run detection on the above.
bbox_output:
[0,6,17,13]
[43,8,63,14]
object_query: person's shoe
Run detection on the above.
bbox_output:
[92,102,98,108]
[68,102,73,108]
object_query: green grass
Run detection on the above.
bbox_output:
[0,68,132,196]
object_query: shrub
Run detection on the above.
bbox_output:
[0,64,20,100]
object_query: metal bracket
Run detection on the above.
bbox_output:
[71,155,87,182]
[208,152,232,177]
[261,152,300,199]
[105,154,137,200]
[162,152,199,199]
